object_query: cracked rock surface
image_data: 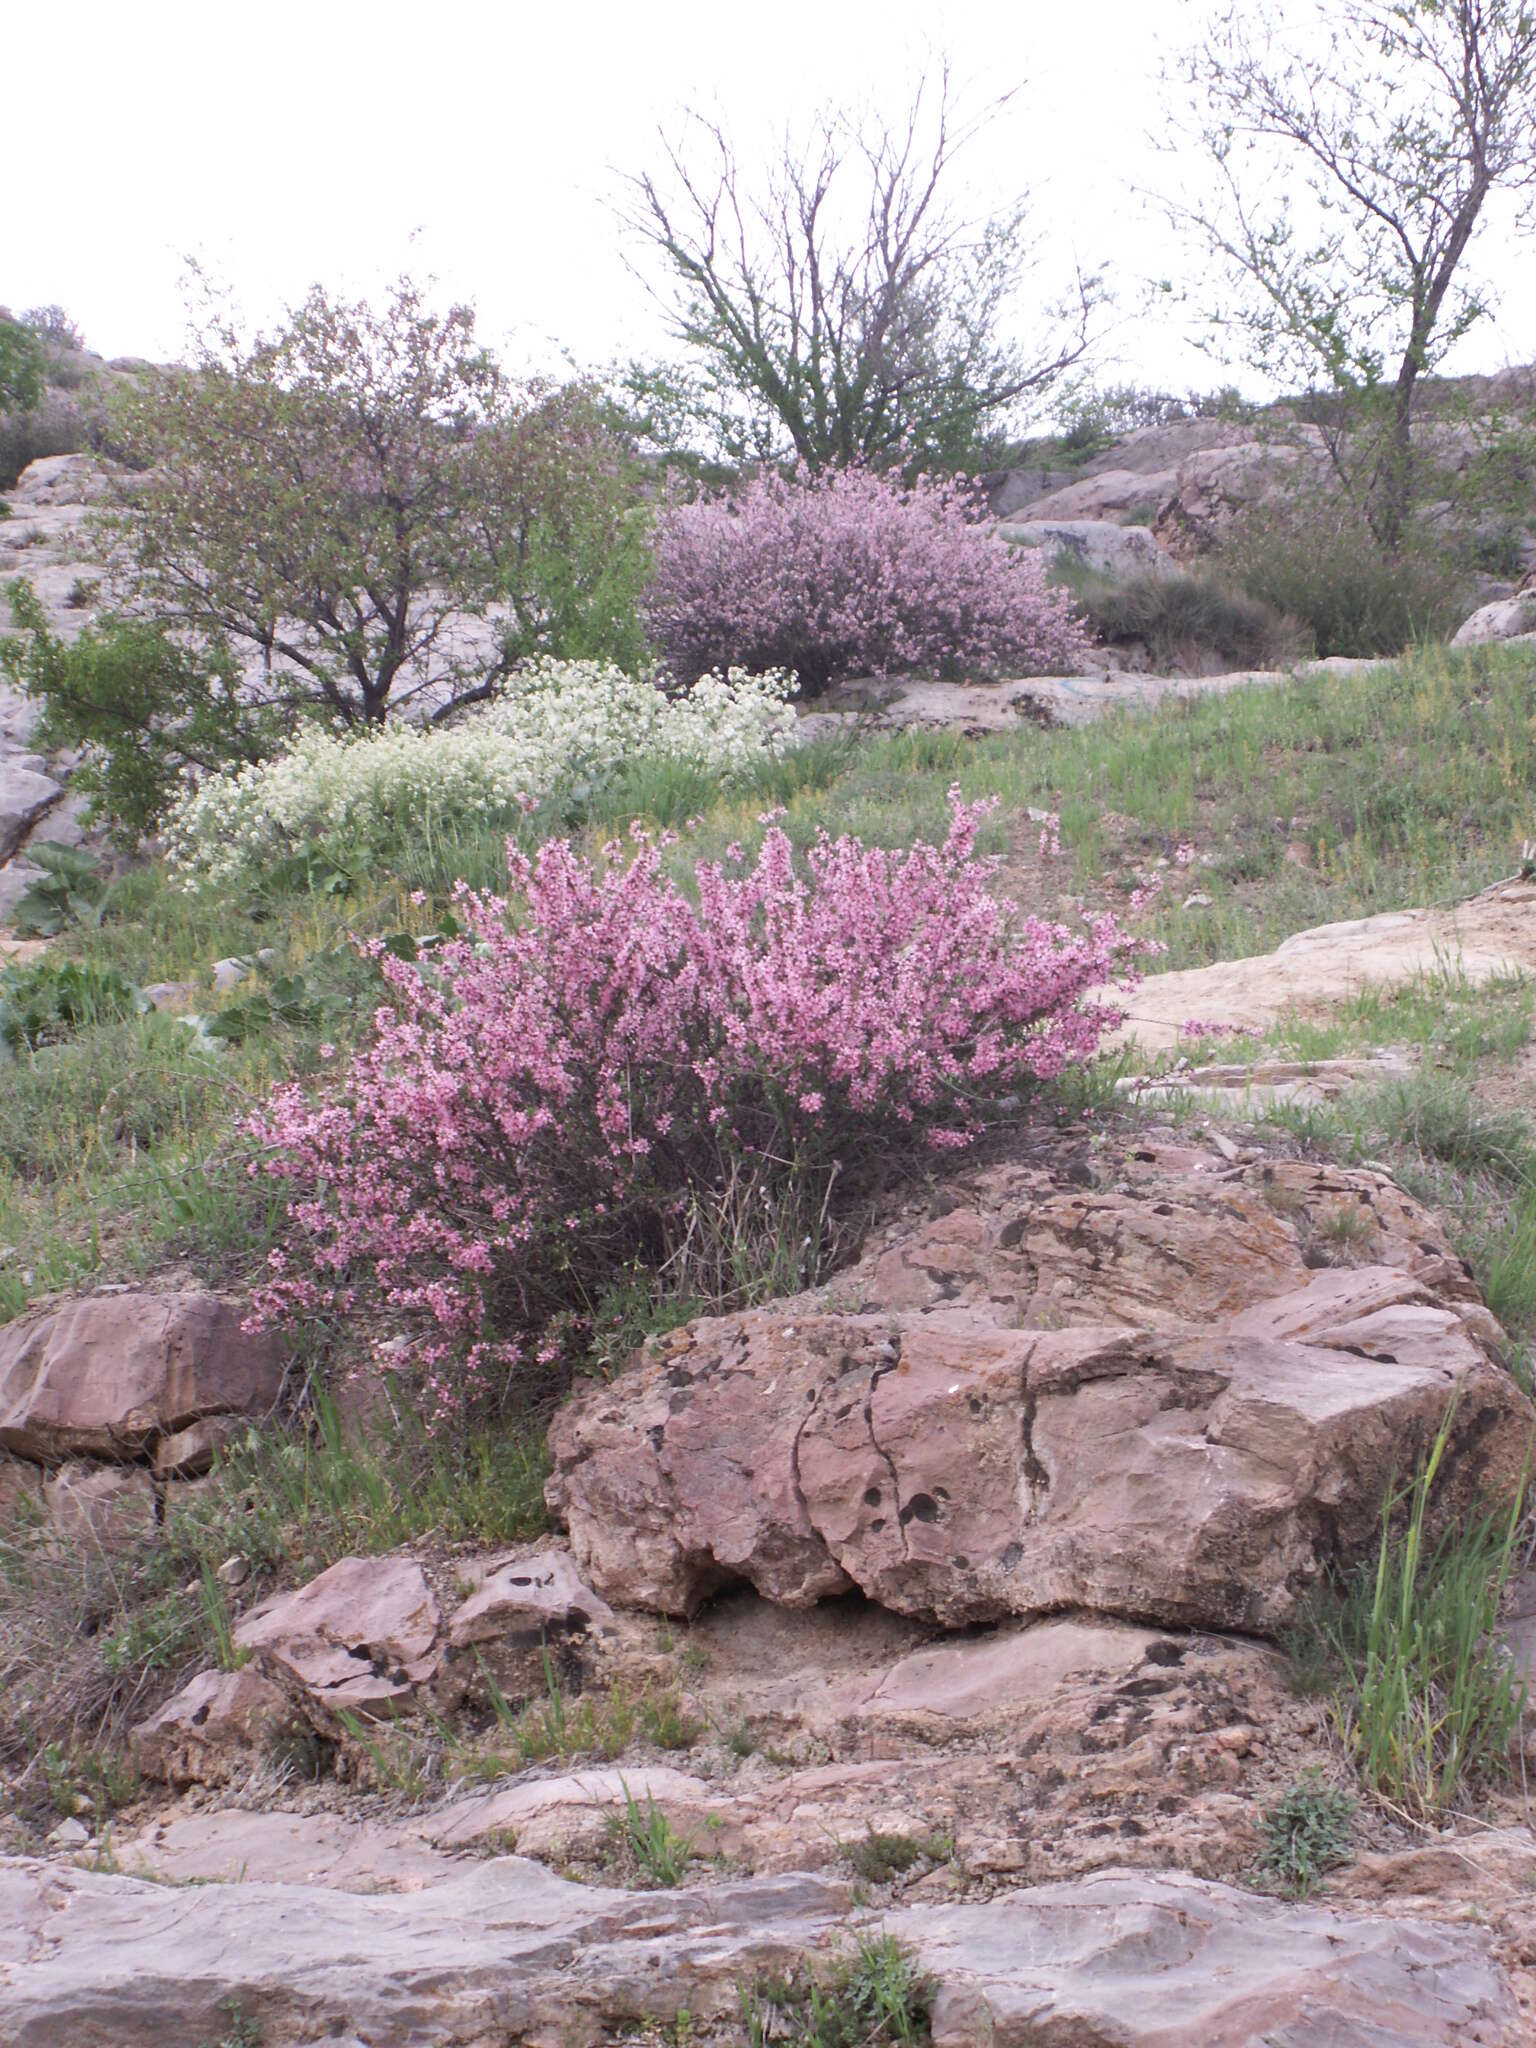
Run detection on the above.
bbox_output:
[548,1142,1531,1627]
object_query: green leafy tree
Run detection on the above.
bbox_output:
[622,66,1098,475]
[105,276,649,727]
[0,316,45,416]
[1170,0,1536,546]
[0,579,280,842]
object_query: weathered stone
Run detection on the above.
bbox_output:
[999,516,1180,581]
[0,1856,1517,2046]
[235,1554,442,1724]
[140,980,195,1012]
[7,453,111,509]
[0,766,63,864]
[549,1141,1530,1631]
[0,1290,284,1464]
[132,1668,298,1788]
[447,1549,616,1654]
[1118,1049,1414,1112]
[151,1416,234,1479]
[1452,591,1536,646]
[1103,881,1536,1054]
[906,1873,1521,2047]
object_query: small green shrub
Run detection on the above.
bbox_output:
[608,1780,698,1886]
[842,1828,950,1885]
[6,841,109,939]
[0,579,280,842]
[1255,1774,1355,1896]
[740,1936,932,2047]
[1062,564,1305,672]
[1218,500,1471,658]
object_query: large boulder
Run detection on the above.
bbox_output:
[0,1290,285,1465]
[1452,590,1536,647]
[5,453,111,510]
[998,517,1180,583]
[1004,469,1178,524]
[548,1143,1531,1629]
[1153,432,1331,549]
[131,1668,299,1789]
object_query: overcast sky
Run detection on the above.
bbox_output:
[12,0,1535,397]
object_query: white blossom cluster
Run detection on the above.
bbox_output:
[164,660,799,886]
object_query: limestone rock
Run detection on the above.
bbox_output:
[151,1416,234,1479]
[0,1856,1517,2046]
[999,516,1180,582]
[0,1290,284,1464]
[907,1872,1520,2047]
[447,1549,616,1654]
[7,454,111,509]
[132,1668,298,1788]
[1003,469,1178,523]
[235,1555,442,1724]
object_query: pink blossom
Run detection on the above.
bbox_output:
[248,798,1135,1422]
[645,464,1091,696]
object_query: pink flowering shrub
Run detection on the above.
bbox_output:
[249,796,1132,1421]
[645,465,1091,696]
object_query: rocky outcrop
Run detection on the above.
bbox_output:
[549,1274,1525,1630]
[0,1854,1518,2047]
[1103,879,1536,1053]
[548,1141,1530,1627]
[0,1289,285,1465]
[1452,588,1536,647]
[135,1544,620,1768]
[998,515,1180,581]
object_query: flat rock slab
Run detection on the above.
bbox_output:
[0,1290,285,1464]
[1105,882,1536,1055]
[1118,1050,1415,1112]
[0,1857,1517,2046]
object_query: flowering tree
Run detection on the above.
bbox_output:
[644,463,1090,694]
[105,277,649,727]
[250,797,1132,1421]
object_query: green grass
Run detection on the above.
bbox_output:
[607,1780,699,1887]
[1289,1406,1529,1817]
[740,1937,932,2047]
[664,639,1536,973]
[4,640,1531,1330]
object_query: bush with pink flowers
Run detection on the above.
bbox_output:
[644,464,1091,695]
[248,796,1132,1422]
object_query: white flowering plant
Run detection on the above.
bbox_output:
[163,660,798,887]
